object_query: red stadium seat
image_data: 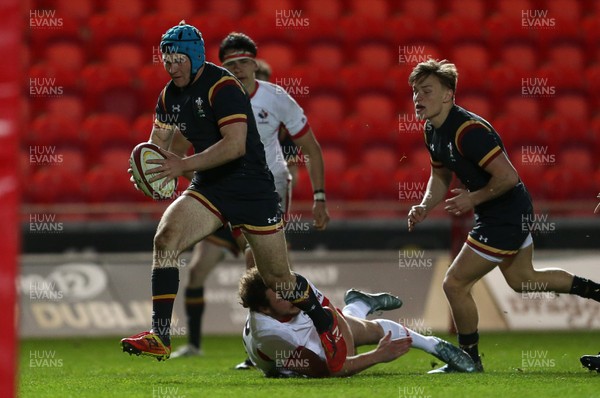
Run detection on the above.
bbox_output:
[87,13,138,51]
[138,14,179,50]
[83,166,141,203]
[400,0,439,23]
[484,13,535,50]
[59,148,87,174]
[451,44,490,92]
[137,64,170,111]
[255,42,296,76]
[45,41,85,72]
[338,15,388,45]
[97,147,133,170]
[305,94,345,126]
[447,0,487,20]
[206,0,247,19]
[28,62,79,93]
[104,0,144,19]
[305,97,346,146]
[249,0,294,17]
[80,63,133,95]
[492,0,534,17]
[356,42,395,72]
[539,115,590,151]
[321,146,347,173]
[361,146,398,173]
[548,44,585,72]
[459,95,492,120]
[292,167,312,201]
[131,113,155,146]
[55,0,94,21]
[104,41,145,72]
[582,15,600,49]
[542,167,593,201]
[304,0,342,20]
[559,146,594,173]
[28,167,84,204]
[435,15,485,47]
[551,94,589,123]
[354,93,395,123]
[28,114,81,149]
[500,43,538,74]
[388,15,437,45]
[547,0,582,20]
[584,65,600,102]
[348,0,389,19]
[503,96,542,122]
[45,95,85,125]
[155,0,197,19]
[81,113,132,160]
[307,42,345,72]
[534,17,581,49]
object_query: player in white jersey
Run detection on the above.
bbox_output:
[171,33,329,359]
[239,268,477,377]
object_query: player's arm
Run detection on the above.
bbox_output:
[146,122,247,185]
[168,130,194,181]
[445,152,519,214]
[408,165,452,231]
[180,122,246,172]
[291,333,412,378]
[292,130,329,230]
[444,125,519,215]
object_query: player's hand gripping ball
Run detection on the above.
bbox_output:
[129,142,177,200]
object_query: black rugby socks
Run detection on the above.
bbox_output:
[184,287,205,349]
[151,267,180,346]
[288,273,333,334]
[570,276,600,302]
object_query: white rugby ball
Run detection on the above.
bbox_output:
[129,142,177,200]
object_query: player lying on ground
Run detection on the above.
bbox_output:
[239,268,476,377]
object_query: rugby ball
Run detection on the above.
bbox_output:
[129,142,177,200]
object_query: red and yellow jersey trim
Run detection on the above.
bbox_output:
[466,235,518,258]
[208,76,245,106]
[232,221,284,235]
[218,113,247,129]
[454,120,491,156]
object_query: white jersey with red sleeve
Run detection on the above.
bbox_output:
[249,80,310,184]
[242,283,331,377]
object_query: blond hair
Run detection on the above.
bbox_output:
[408,59,458,93]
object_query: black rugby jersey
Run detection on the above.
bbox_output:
[425,105,505,192]
[154,62,270,184]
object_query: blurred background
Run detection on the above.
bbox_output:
[6,0,599,394]
[17,0,600,359]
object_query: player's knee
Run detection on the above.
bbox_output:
[154,224,178,251]
[506,278,524,293]
[442,274,465,298]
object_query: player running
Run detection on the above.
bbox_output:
[407,59,600,373]
[120,22,345,372]
[239,268,476,377]
[170,32,329,359]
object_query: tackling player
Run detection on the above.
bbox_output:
[407,59,600,373]
[120,22,346,372]
[169,33,329,360]
[239,268,476,377]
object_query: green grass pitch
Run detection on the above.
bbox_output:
[19,332,599,398]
